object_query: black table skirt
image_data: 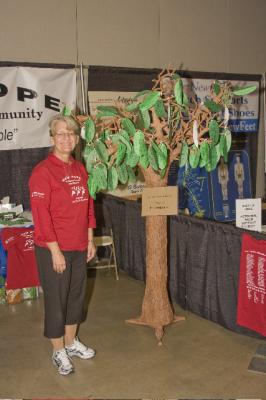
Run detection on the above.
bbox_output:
[99,193,265,340]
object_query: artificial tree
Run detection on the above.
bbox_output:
[73,68,256,344]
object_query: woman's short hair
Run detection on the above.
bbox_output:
[49,114,81,137]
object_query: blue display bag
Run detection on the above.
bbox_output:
[0,231,7,280]
[168,161,213,218]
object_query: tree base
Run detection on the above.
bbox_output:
[125,314,185,345]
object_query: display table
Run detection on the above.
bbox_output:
[100,193,265,339]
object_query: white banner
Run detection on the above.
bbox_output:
[0,67,76,150]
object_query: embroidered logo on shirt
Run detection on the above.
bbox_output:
[62,175,81,185]
[62,175,88,203]
[31,191,45,198]
[71,185,87,203]
[21,231,34,251]
[71,186,86,197]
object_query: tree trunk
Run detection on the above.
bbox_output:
[126,167,185,344]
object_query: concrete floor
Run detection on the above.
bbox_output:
[0,269,266,399]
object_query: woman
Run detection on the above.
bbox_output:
[29,114,96,376]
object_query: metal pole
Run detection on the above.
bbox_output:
[80,62,87,115]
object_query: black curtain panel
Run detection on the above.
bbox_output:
[0,147,50,210]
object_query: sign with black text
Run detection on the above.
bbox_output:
[236,198,261,232]
[0,67,76,150]
[141,187,178,216]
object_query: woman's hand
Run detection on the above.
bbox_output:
[51,249,66,273]
[87,240,96,262]
[46,242,66,274]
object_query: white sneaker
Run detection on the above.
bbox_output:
[52,348,74,375]
[65,337,96,359]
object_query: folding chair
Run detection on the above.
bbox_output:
[89,202,119,280]
[93,229,119,280]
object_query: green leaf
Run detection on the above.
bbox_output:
[85,148,98,173]
[209,145,220,170]
[173,73,181,80]
[189,144,200,169]
[116,142,127,165]
[148,145,159,171]
[87,173,98,199]
[154,99,167,118]
[119,129,130,143]
[117,162,128,184]
[179,142,189,167]
[95,140,109,163]
[219,134,228,162]
[204,99,222,112]
[83,145,94,161]
[126,149,139,168]
[213,81,220,95]
[160,167,167,179]
[96,105,119,114]
[133,89,151,99]
[139,91,161,111]
[62,105,72,116]
[111,133,121,144]
[96,110,117,118]
[174,79,184,106]
[233,85,257,96]
[205,162,212,173]
[133,130,145,156]
[215,142,221,160]
[99,129,110,142]
[209,119,220,145]
[224,128,232,152]
[139,141,148,157]
[199,141,210,167]
[139,108,150,129]
[199,156,207,168]
[152,141,167,170]
[84,118,95,142]
[127,166,137,183]
[107,166,118,191]
[93,164,107,190]
[139,153,149,169]
[121,118,136,136]
[182,92,189,107]
[159,142,168,158]
[125,102,139,112]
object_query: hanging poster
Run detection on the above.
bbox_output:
[0,66,76,150]
[210,150,252,221]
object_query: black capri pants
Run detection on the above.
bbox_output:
[35,245,87,338]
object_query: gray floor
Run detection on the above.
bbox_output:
[0,269,266,399]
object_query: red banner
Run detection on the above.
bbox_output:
[237,233,266,336]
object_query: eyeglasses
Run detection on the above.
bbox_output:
[54,131,76,140]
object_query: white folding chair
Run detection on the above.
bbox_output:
[92,228,119,280]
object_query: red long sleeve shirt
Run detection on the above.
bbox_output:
[2,227,40,289]
[29,153,96,251]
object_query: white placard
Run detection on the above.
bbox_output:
[236,198,261,232]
